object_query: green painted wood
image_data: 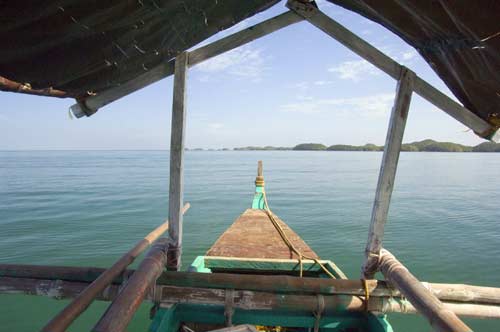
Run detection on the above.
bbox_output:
[202,256,342,278]
[252,186,265,209]
[150,305,180,332]
[149,255,393,332]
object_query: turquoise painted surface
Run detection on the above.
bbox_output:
[152,256,390,332]
[252,186,265,209]
[0,150,499,331]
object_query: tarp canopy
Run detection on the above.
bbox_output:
[327,0,500,130]
[0,0,278,96]
[0,0,499,128]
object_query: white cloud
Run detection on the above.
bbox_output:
[402,50,417,61]
[280,93,395,117]
[195,45,265,81]
[208,123,224,130]
[313,80,334,86]
[328,60,379,81]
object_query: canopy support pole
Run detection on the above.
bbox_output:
[362,68,414,278]
[167,51,188,271]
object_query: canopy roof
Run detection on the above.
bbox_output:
[0,0,499,129]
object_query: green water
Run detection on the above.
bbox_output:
[1,151,499,331]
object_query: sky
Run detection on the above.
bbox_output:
[0,0,489,150]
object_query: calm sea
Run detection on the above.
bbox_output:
[0,151,499,331]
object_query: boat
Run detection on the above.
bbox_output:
[1,1,500,332]
[150,162,391,332]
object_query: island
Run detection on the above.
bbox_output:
[222,139,500,152]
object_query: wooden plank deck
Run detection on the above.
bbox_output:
[206,209,319,259]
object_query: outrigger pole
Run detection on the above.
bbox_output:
[39,204,190,332]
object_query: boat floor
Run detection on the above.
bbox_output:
[206,209,319,260]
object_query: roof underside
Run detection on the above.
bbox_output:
[0,0,499,127]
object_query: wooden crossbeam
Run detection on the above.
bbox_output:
[287,0,496,140]
[2,274,500,319]
[70,11,303,117]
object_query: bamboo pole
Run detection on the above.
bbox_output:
[40,204,189,332]
[379,249,472,332]
[168,51,188,271]
[0,76,72,98]
[2,265,500,306]
[92,238,171,332]
[3,277,500,319]
[363,68,415,278]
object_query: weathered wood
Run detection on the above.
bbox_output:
[168,51,188,271]
[257,160,263,177]
[189,11,302,67]
[3,277,500,319]
[71,11,303,117]
[363,68,415,278]
[93,238,171,332]
[206,209,319,260]
[379,249,472,332]
[40,203,189,332]
[287,0,495,140]
[3,264,500,306]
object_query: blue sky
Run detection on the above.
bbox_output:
[0,0,487,150]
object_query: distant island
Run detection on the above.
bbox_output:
[188,140,500,152]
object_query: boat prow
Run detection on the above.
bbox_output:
[150,162,392,332]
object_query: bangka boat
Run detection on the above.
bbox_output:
[1,1,500,332]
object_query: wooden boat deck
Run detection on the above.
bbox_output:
[206,209,319,259]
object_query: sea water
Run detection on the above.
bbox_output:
[0,150,499,331]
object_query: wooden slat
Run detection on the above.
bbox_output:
[3,277,500,319]
[71,11,303,117]
[287,0,495,139]
[3,265,500,306]
[362,68,414,278]
[206,209,318,260]
[168,51,189,271]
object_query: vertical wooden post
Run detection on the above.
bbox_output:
[362,67,415,278]
[167,51,188,271]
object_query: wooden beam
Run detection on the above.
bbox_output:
[168,51,188,271]
[92,238,171,332]
[362,68,414,278]
[40,203,189,332]
[3,277,500,319]
[379,249,472,332]
[2,265,500,306]
[287,0,496,140]
[70,11,303,117]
